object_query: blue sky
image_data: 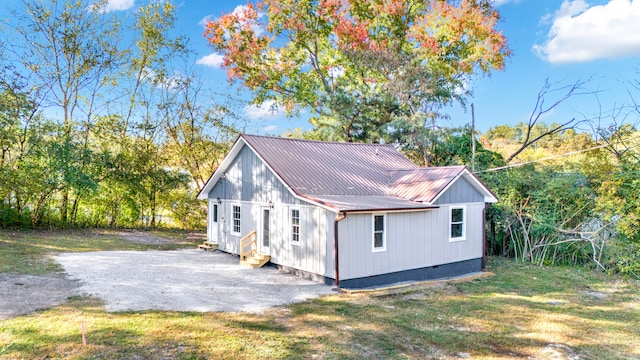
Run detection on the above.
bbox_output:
[6,0,640,135]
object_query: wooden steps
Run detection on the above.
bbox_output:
[198,241,218,251]
[240,252,271,268]
[239,230,269,268]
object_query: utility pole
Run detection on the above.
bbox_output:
[471,103,476,173]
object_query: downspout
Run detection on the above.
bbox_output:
[333,212,347,288]
[482,204,487,271]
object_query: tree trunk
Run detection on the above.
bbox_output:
[150,191,157,228]
[60,189,69,226]
[70,195,81,226]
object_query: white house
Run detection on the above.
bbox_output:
[197,134,497,288]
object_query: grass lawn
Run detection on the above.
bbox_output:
[0,229,200,275]
[1,230,639,359]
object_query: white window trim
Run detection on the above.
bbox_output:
[372,213,387,252]
[290,207,301,246]
[231,203,241,236]
[449,205,466,242]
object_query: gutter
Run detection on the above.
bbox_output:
[333,212,347,289]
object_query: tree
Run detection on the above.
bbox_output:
[592,124,640,276]
[0,79,59,226]
[205,0,510,142]
[502,79,591,164]
[6,0,125,225]
[120,1,188,132]
[0,0,226,229]
[391,124,504,169]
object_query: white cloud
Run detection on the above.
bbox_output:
[196,53,225,68]
[245,100,285,119]
[199,15,214,28]
[231,5,265,36]
[534,0,640,63]
[200,5,265,36]
[90,0,134,13]
[492,0,521,6]
[554,0,590,18]
[262,125,278,133]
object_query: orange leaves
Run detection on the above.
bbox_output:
[204,2,270,82]
[202,0,510,118]
[380,0,407,16]
[317,0,343,20]
[335,15,371,50]
[410,0,510,73]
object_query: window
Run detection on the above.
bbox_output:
[212,204,218,223]
[232,204,241,235]
[291,209,300,243]
[450,206,466,241]
[373,214,386,251]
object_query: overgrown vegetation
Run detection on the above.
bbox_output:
[0,0,638,273]
[1,252,638,359]
[477,120,640,276]
[0,0,240,229]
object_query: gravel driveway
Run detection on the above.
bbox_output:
[56,250,334,314]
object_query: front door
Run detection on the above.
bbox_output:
[209,200,220,243]
[259,207,271,255]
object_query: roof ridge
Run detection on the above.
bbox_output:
[389,165,466,172]
[241,133,393,147]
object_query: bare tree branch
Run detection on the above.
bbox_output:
[505,79,593,164]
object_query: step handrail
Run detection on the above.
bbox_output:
[239,230,257,261]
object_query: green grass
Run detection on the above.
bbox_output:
[1,231,639,359]
[0,229,200,275]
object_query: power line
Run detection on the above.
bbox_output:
[475,143,618,174]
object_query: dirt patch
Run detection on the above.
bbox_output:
[0,273,79,320]
[540,343,580,360]
[0,230,204,320]
[95,229,205,245]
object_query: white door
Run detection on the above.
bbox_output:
[259,207,271,255]
[209,201,221,243]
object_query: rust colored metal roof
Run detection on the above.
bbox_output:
[198,134,496,211]
[242,134,417,197]
[389,166,466,203]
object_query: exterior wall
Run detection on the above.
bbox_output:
[268,204,335,279]
[434,176,485,205]
[208,145,299,204]
[204,145,337,279]
[337,204,484,281]
[338,177,487,284]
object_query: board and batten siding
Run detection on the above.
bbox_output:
[268,205,335,279]
[208,145,299,204]
[337,176,487,282]
[434,176,485,205]
[338,203,485,280]
[204,144,336,279]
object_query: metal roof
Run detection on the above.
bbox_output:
[389,166,466,203]
[242,134,417,196]
[198,134,497,212]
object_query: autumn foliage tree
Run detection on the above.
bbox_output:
[205,0,510,142]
